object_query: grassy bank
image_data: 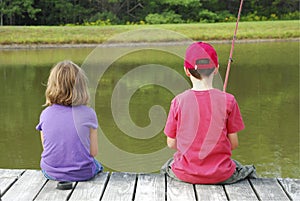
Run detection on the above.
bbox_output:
[0,20,299,45]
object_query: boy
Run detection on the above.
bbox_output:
[161,42,257,184]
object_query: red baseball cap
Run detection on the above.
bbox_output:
[184,42,219,69]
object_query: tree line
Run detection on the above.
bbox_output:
[0,0,299,26]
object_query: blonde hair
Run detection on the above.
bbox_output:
[44,60,90,106]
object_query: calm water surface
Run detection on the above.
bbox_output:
[0,41,299,178]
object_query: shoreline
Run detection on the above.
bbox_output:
[0,38,299,50]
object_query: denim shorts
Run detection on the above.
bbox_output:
[93,158,103,176]
[42,158,103,181]
[42,169,56,180]
[161,158,257,184]
[218,159,257,184]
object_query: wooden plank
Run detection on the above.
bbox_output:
[0,169,298,201]
[250,178,290,201]
[1,170,47,201]
[134,173,165,201]
[224,179,258,201]
[0,169,24,196]
[278,178,300,201]
[68,172,109,201]
[195,184,227,201]
[166,177,196,201]
[34,180,75,201]
[101,172,136,201]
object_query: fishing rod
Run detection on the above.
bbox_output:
[223,0,244,92]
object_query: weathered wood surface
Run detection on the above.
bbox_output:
[278,178,300,201]
[0,169,299,201]
[101,172,136,201]
[195,184,227,201]
[1,170,47,201]
[135,173,165,201]
[0,169,24,196]
[69,172,109,201]
[224,179,258,201]
[167,176,196,201]
[250,178,291,201]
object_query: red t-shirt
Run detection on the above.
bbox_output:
[164,89,245,184]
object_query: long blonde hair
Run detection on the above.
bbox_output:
[44,60,90,106]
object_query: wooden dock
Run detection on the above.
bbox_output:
[0,169,299,201]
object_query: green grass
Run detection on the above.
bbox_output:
[0,20,299,45]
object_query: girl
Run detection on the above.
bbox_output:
[36,60,102,182]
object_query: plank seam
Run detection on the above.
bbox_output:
[0,171,25,198]
[132,173,138,201]
[32,179,49,201]
[66,182,78,201]
[248,179,262,201]
[192,184,198,201]
[164,173,167,201]
[0,169,26,197]
[277,178,293,201]
[222,185,230,201]
[99,172,111,201]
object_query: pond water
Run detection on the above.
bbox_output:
[0,41,299,178]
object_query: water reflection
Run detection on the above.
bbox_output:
[0,41,298,178]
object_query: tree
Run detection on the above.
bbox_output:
[34,0,93,25]
[0,0,40,25]
[144,0,201,23]
[1,0,299,25]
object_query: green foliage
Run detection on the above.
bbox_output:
[241,11,261,21]
[0,0,299,25]
[280,11,300,20]
[269,14,279,21]
[0,0,40,25]
[88,12,119,25]
[125,21,146,25]
[241,11,299,21]
[145,11,184,24]
[82,19,112,26]
[216,11,236,22]
[161,0,199,6]
[145,14,165,24]
[198,9,218,23]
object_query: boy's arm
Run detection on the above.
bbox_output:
[90,128,98,157]
[167,137,177,150]
[228,133,239,150]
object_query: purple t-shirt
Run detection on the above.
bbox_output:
[36,104,98,181]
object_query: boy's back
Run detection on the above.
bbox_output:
[162,41,257,184]
[164,88,244,184]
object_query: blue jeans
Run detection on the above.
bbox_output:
[42,169,56,180]
[93,158,103,176]
[42,158,103,181]
[161,158,257,184]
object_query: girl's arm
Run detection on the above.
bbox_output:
[167,137,177,150]
[40,131,44,149]
[90,128,98,157]
[228,133,239,150]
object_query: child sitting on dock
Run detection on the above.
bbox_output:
[36,60,103,183]
[161,42,257,184]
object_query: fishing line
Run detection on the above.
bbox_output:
[223,0,244,92]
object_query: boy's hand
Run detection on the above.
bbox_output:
[167,137,177,150]
[228,133,239,150]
